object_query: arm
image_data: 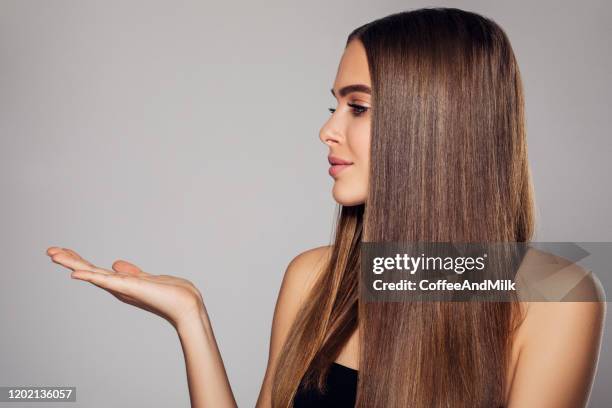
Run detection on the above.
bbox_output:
[507,299,606,407]
[255,246,332,408]
[46,247,237,408]
[175,307,237,408]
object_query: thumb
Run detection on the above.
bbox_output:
[112,259,147,276]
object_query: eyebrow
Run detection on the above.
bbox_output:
[330,84,372,98]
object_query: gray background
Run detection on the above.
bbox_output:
[0,0,610,406]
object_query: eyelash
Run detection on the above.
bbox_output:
[328,103,369,116]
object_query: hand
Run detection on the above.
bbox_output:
[46,247,206,330]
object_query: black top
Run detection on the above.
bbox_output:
[292,362,358,408]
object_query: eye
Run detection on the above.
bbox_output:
[348,103,369,116]
[327,103,369,116]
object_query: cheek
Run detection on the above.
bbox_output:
[348,121,371,175]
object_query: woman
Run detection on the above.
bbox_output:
[46,7,605,408]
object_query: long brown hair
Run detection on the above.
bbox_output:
[272,7,535,407]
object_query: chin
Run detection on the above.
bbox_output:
[332,182,366,206]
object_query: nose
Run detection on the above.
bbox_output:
[319,121,342,146]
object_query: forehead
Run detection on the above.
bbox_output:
[334,39,371,89]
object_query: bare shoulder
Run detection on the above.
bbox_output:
[281,245,333,303]
[271,244,333,336]
[514,247,607,362]
[507,248,607,407]
[270,244,333,347]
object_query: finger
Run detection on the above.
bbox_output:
[71,269,139,297]
[47,247,92,265]
[51,252,98,272]
[46,247,64,256]
[62,248,92,264]
[111,259,149,277]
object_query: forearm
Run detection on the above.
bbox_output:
[175,307,238,408]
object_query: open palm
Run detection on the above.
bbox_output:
[46,247,205,329]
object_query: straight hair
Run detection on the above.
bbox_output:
[272,7,535,407]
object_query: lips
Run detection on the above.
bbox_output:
[328,155,353,177]
[328,155,353,165]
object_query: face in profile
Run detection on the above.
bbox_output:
[319,39,372,206]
